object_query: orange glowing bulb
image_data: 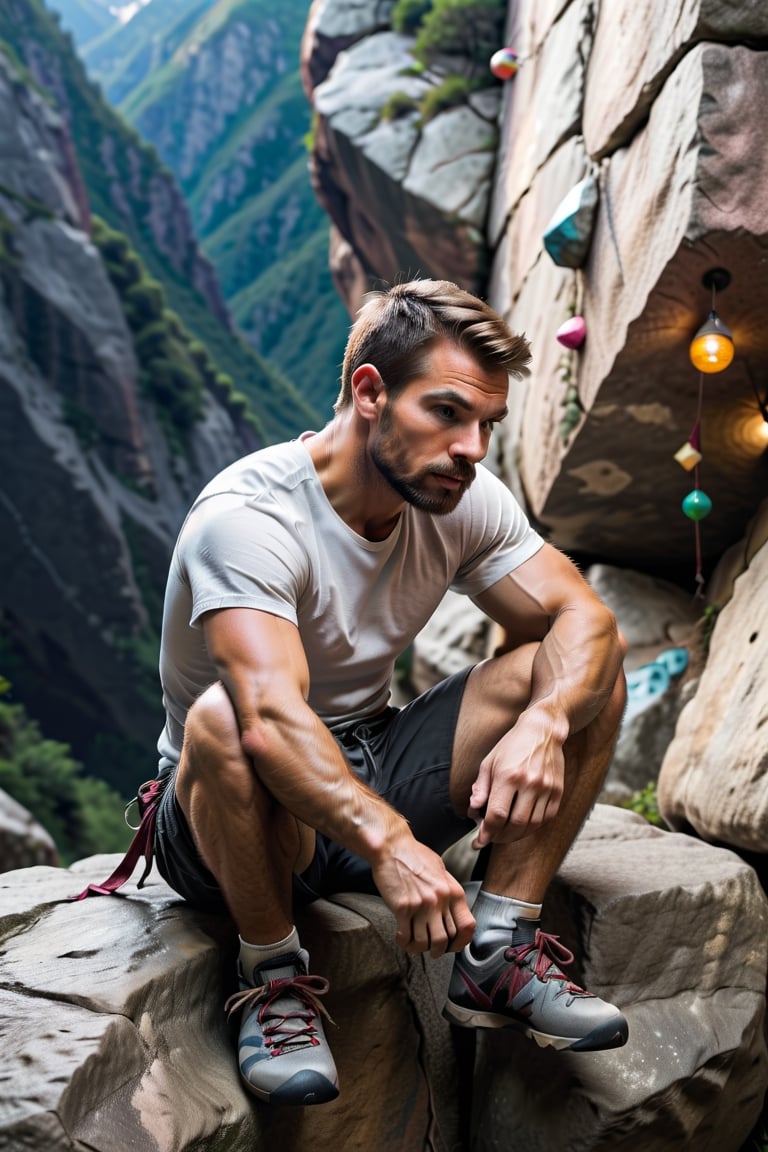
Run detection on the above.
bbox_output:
[689,310,734,373]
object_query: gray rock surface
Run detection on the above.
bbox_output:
[0,858,459,1152]
[468,806,768,1151]
[0,52,255,763]
[307,28,499,309]
[584,565,699,669]
[489,0,593,244]
[583,0,768,157]
[3,806,765,1150]
[659,534,768,851]
[0,789,58,871]
[513,41,768,567]
[301,0,396,92]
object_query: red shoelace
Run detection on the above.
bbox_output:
[506,930,593,999]
[225,974,334,1055]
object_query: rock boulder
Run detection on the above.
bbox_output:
[659,535,768,852]
[2,806,766,1151]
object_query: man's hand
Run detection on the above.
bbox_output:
[468,709,565,848]
[371,835,476,958]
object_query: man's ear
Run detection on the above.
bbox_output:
[351,363,385,421]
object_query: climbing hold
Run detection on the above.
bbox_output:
[556,316,587,349]
[655,647,689,678]
[489,47,519,80]
[543,175,599,268]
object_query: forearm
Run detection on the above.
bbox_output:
[524,602,625,740]
[239,697,410,864]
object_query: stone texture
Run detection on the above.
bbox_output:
[300,0,396,94]
[307,29,498,300]
[488,0,594,244]
[0,52,256,766]
[328,223,370,318]
[584,0,768,157]
[3,806,767,1151]
[0,789,58,872]
[516,43,768,568]
[467,805,768,1151]
[490,231,578,496]
[604,680,694,803]
[0,858,460,1152]
[584,565,699,669]
[410,590,493,695]
[658,535,768,852]
[507,0,572,58]
[706,496,768,609]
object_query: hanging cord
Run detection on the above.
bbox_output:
[691,370,706,599]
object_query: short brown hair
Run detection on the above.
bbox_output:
[334,279,530,411]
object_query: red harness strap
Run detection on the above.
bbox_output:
[69,777,165,901]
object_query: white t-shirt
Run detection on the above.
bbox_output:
[156,437,544,770]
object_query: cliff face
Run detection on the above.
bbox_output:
[81,0,349,417]
[0,49,253,792]
[300,0,768,880]
[4,0,231,332]
[302,0,502,314]
[303,0,768,576]
[488,0,768,572]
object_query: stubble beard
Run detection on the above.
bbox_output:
[370,412,475,515]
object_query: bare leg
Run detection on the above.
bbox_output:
[449,643,626,900]
[174,682,315,943]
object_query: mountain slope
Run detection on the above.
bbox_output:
[0,40,255,792]
[82,0,216,104]
[0,0,324,796]
[104,0,348,418]
[42,0,114,46]
[1,0,320,442]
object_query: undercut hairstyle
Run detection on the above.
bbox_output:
[334,279,531,411]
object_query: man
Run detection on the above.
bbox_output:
[152,279,628,1108]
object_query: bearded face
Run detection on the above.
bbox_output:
[370,399,476,515]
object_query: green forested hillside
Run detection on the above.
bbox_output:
[41,0,113,45]
[82,0,216,104]
[4,0,320,441]
[85,0,348,420]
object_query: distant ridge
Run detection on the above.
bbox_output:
[54,0,350,421]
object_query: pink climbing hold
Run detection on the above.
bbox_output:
[555,315,587,349]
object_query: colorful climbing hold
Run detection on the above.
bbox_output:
[556,316,587,349]
[489,47,519,80]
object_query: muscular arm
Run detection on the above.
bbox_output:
[202,607,475,955]
[470,543,626,844]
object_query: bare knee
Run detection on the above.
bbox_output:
[184,682,239,751]
[176,682,244,802]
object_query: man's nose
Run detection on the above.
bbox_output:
[449,424,488,462]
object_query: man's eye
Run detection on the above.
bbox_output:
[437,405,456,420]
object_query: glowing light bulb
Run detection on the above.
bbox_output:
[689,310,734,373]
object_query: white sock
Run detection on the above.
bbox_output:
[472,890,542,955]
[238,927,300,984]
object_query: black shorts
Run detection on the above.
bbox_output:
[153,666,476,914]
